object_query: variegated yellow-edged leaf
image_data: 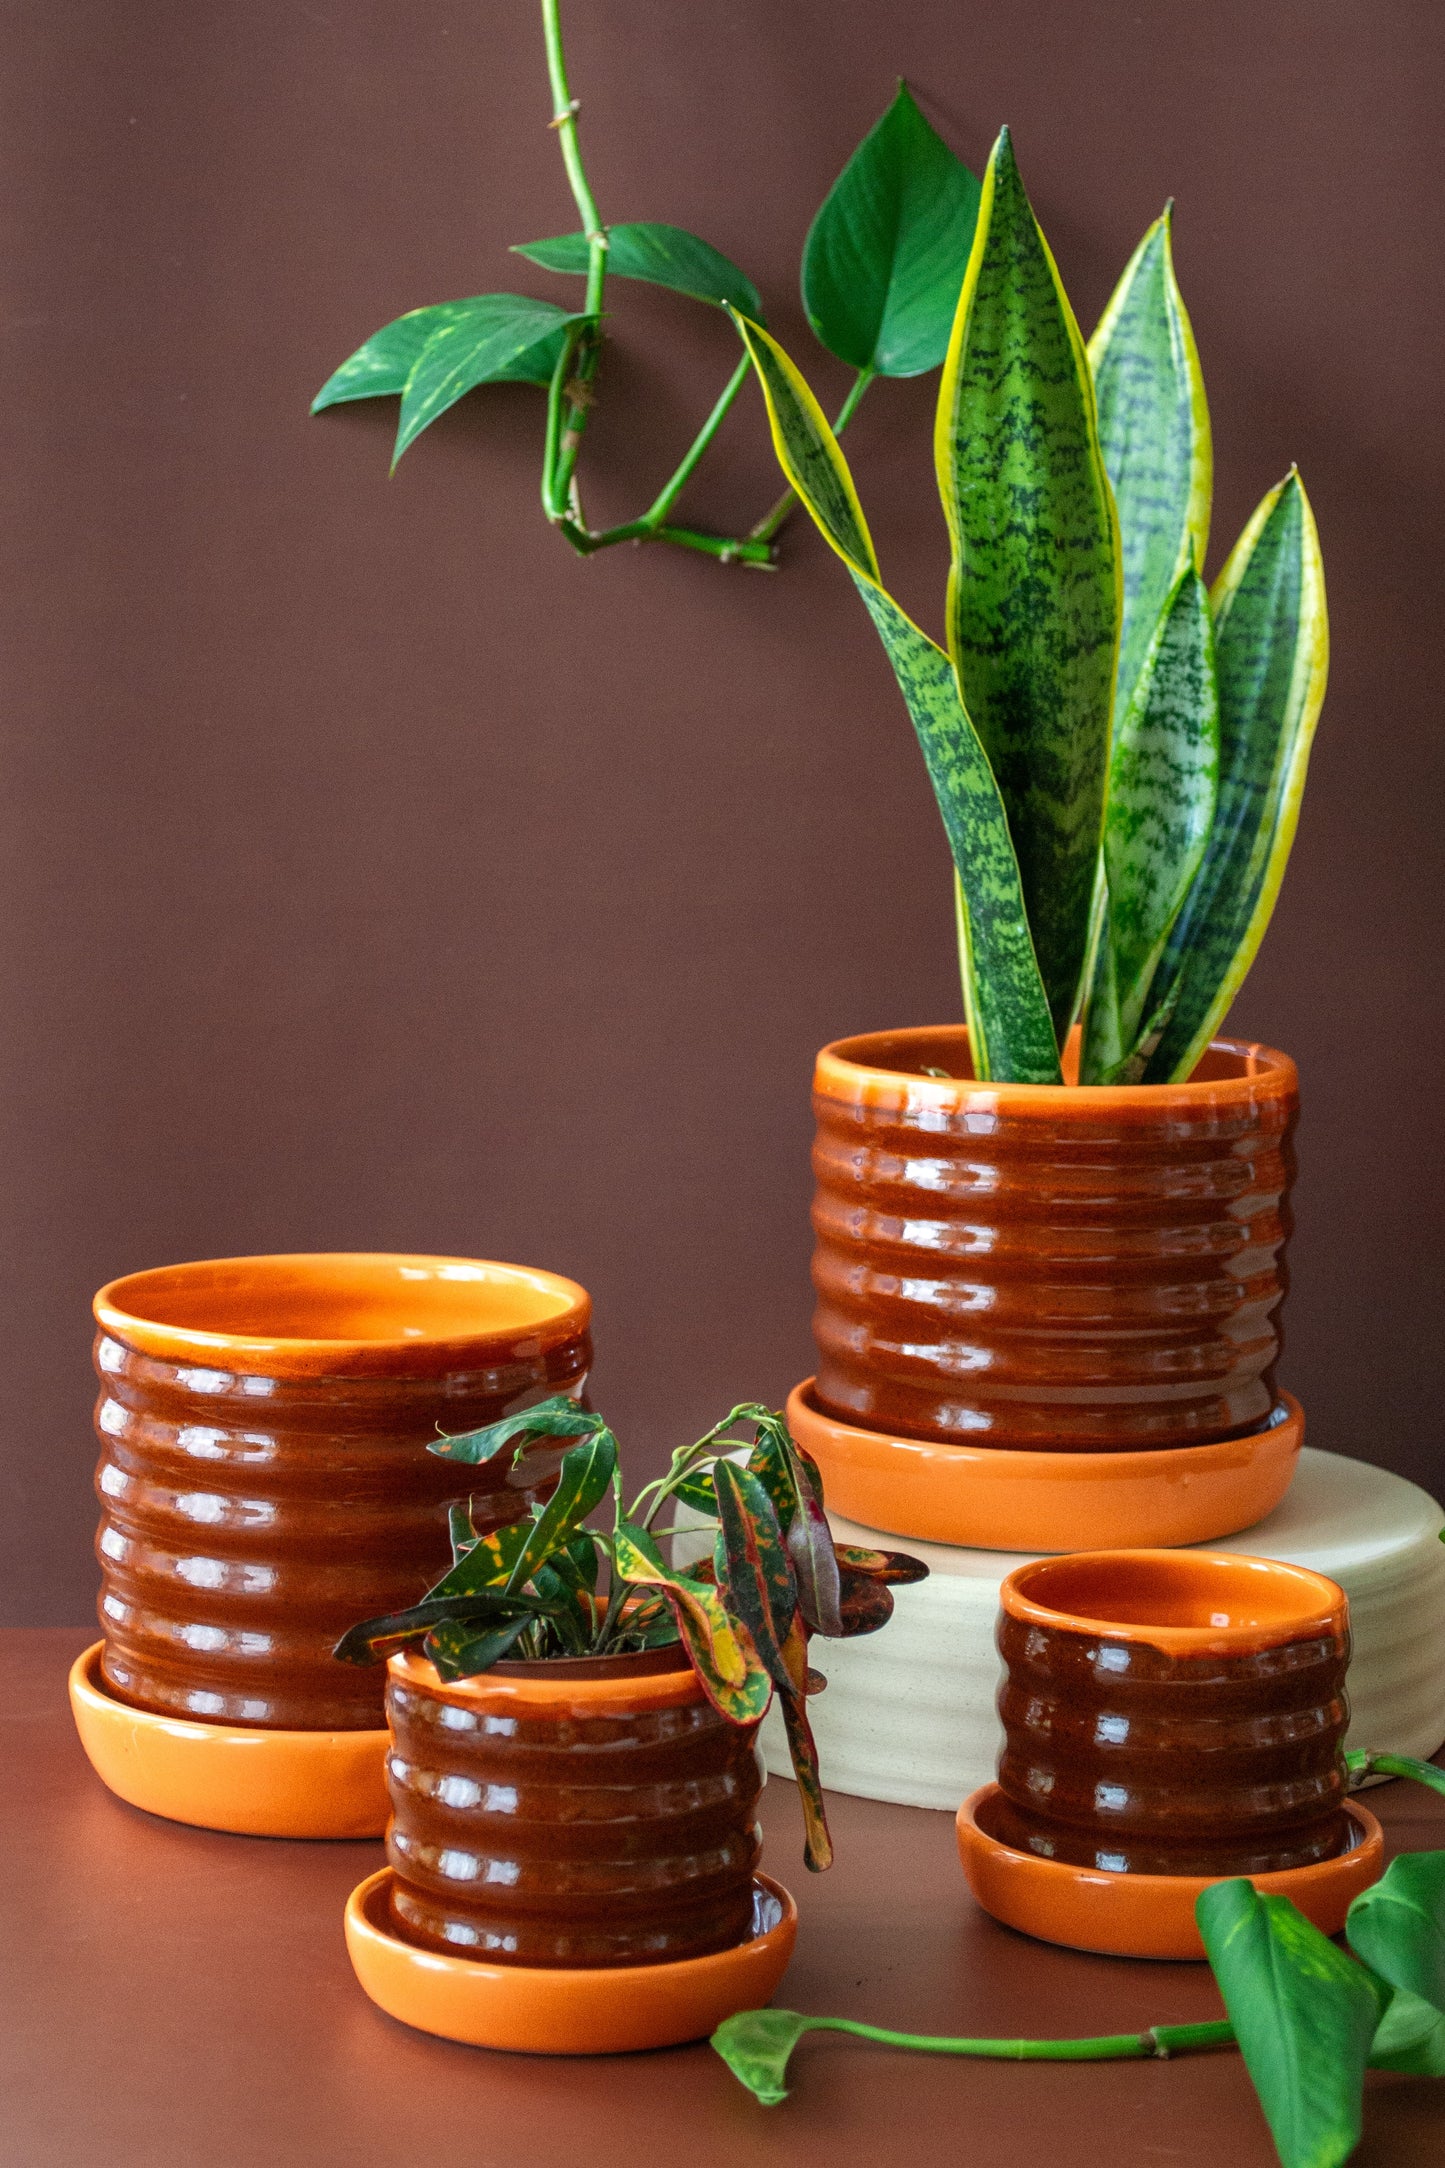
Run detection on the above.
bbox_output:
[1089,207,1212,721]
[1143,470,1328,1081]
[936,127,1120,1043]
[1079,566,1220,1083]
[613,1518,772,1723]
[727,306,1060,1083]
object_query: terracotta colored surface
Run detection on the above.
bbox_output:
[93,1254,591,1729]
[346,1867,796,2052]
[69,1640,389,1837]
[787,1380,1303,1551]
[996,1551,1352,1876]
[957,1786,1383,1960]
[9,1630,1444,2168]
[811,1029,1298,1450]
[384,1646,764,1966]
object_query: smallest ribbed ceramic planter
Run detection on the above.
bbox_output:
[343,1645,795,2052]
[957,1549,1384,1958]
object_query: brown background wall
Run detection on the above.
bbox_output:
[4,0,1441,1624]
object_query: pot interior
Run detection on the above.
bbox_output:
[825,1023,1287,1089]
[1005,1549,1344,1647]
[96,1252,583,1351]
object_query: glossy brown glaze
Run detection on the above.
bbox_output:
[384,1647,765,1968]
[93,1254,591,1730]
[993,1550,1351,1876]
[811,1026,1298,1451]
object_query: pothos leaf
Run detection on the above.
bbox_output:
[391,295,590,468]
[1365,1987,1445,2077]
[1346,1850,1445,2015]
[1196,1881,1385,2168]
[802,83,981,377]
[429,1392,602,1465]
[710,2008,818,2105]
[311,296,570,412]
[513,222,761,317]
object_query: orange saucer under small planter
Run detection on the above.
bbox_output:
[68,1643,389,1839]
[344,1868,798,2053]
[787,1381,1303,1552]
[956,1784,1383,1960]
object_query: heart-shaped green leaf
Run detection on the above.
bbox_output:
[391,295,588,467]
[1142,469,1328,1081]
[1081,565,1220,1083]
[514,221,761,317]
[711,2009,817,2104]
[429,1392,602,1465]
[1089,207,1212,722]
[802,84,981,377]
[936,126,1120,1046]
[1196,1880,1385,2168]
[311,296,570,414]
[1347,1850,1445,2014]
[730,306,1060,1084]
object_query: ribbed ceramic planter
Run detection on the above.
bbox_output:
[811,1026,1298,1452]
[989,1548,1352,1876]
[382,1644,766,1967]
[956,1547,1384,1956]
[91,1253,592,1734]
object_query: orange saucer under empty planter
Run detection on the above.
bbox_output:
[344,1867,798,2053]
[787,1382,1304,1552]
[956,1783,1383,1960]
[69,1642,390,1839]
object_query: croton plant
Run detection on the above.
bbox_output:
[335,1395,926,1870]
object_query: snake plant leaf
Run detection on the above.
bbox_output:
[713,1461,798,1691]
[728,306,1061,1084]
[936,127,1120,1043]
[1088,206,1212,720]
[513,222,761,318]
[1142,468,1329,1080]
[423,1614,533,1681]
[1080,566,1220,1083]
[801,83,981,377]
[429,1393,603,1465]
[1196,1881,1386,2168]
[711,2008,817,2104]
[613,1517,772,1722]
[390,295,589,468]
[500,1430,618,1596]
[311,297,570,414]
[1347,1851,1445,2015]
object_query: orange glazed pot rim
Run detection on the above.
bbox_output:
[93,1252,591,1378]
[1001,1548,1347,1657]
[388,1645,707,1714]
[815,1025,1297,1113]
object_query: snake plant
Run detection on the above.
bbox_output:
[335,1395,925,1872]
[731,129,1328,1085]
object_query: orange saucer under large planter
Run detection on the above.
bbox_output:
[956,1785,1382,1960]
[68,1642,389,1837]
[344,1868,797,2052]
[787,1380,1303,1551]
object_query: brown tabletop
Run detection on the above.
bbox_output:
[5,1628,1444,2168]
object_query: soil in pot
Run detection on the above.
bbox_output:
[383,1645,765,1968]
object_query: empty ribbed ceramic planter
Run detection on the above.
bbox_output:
[811,1026,1298,1452]
[382,1644,767,1968]
[90,1253,592,1737]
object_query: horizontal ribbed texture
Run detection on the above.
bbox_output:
[385,1661,764,1968]
[812,1028,1297,1450]
[93,1330,588,1729]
